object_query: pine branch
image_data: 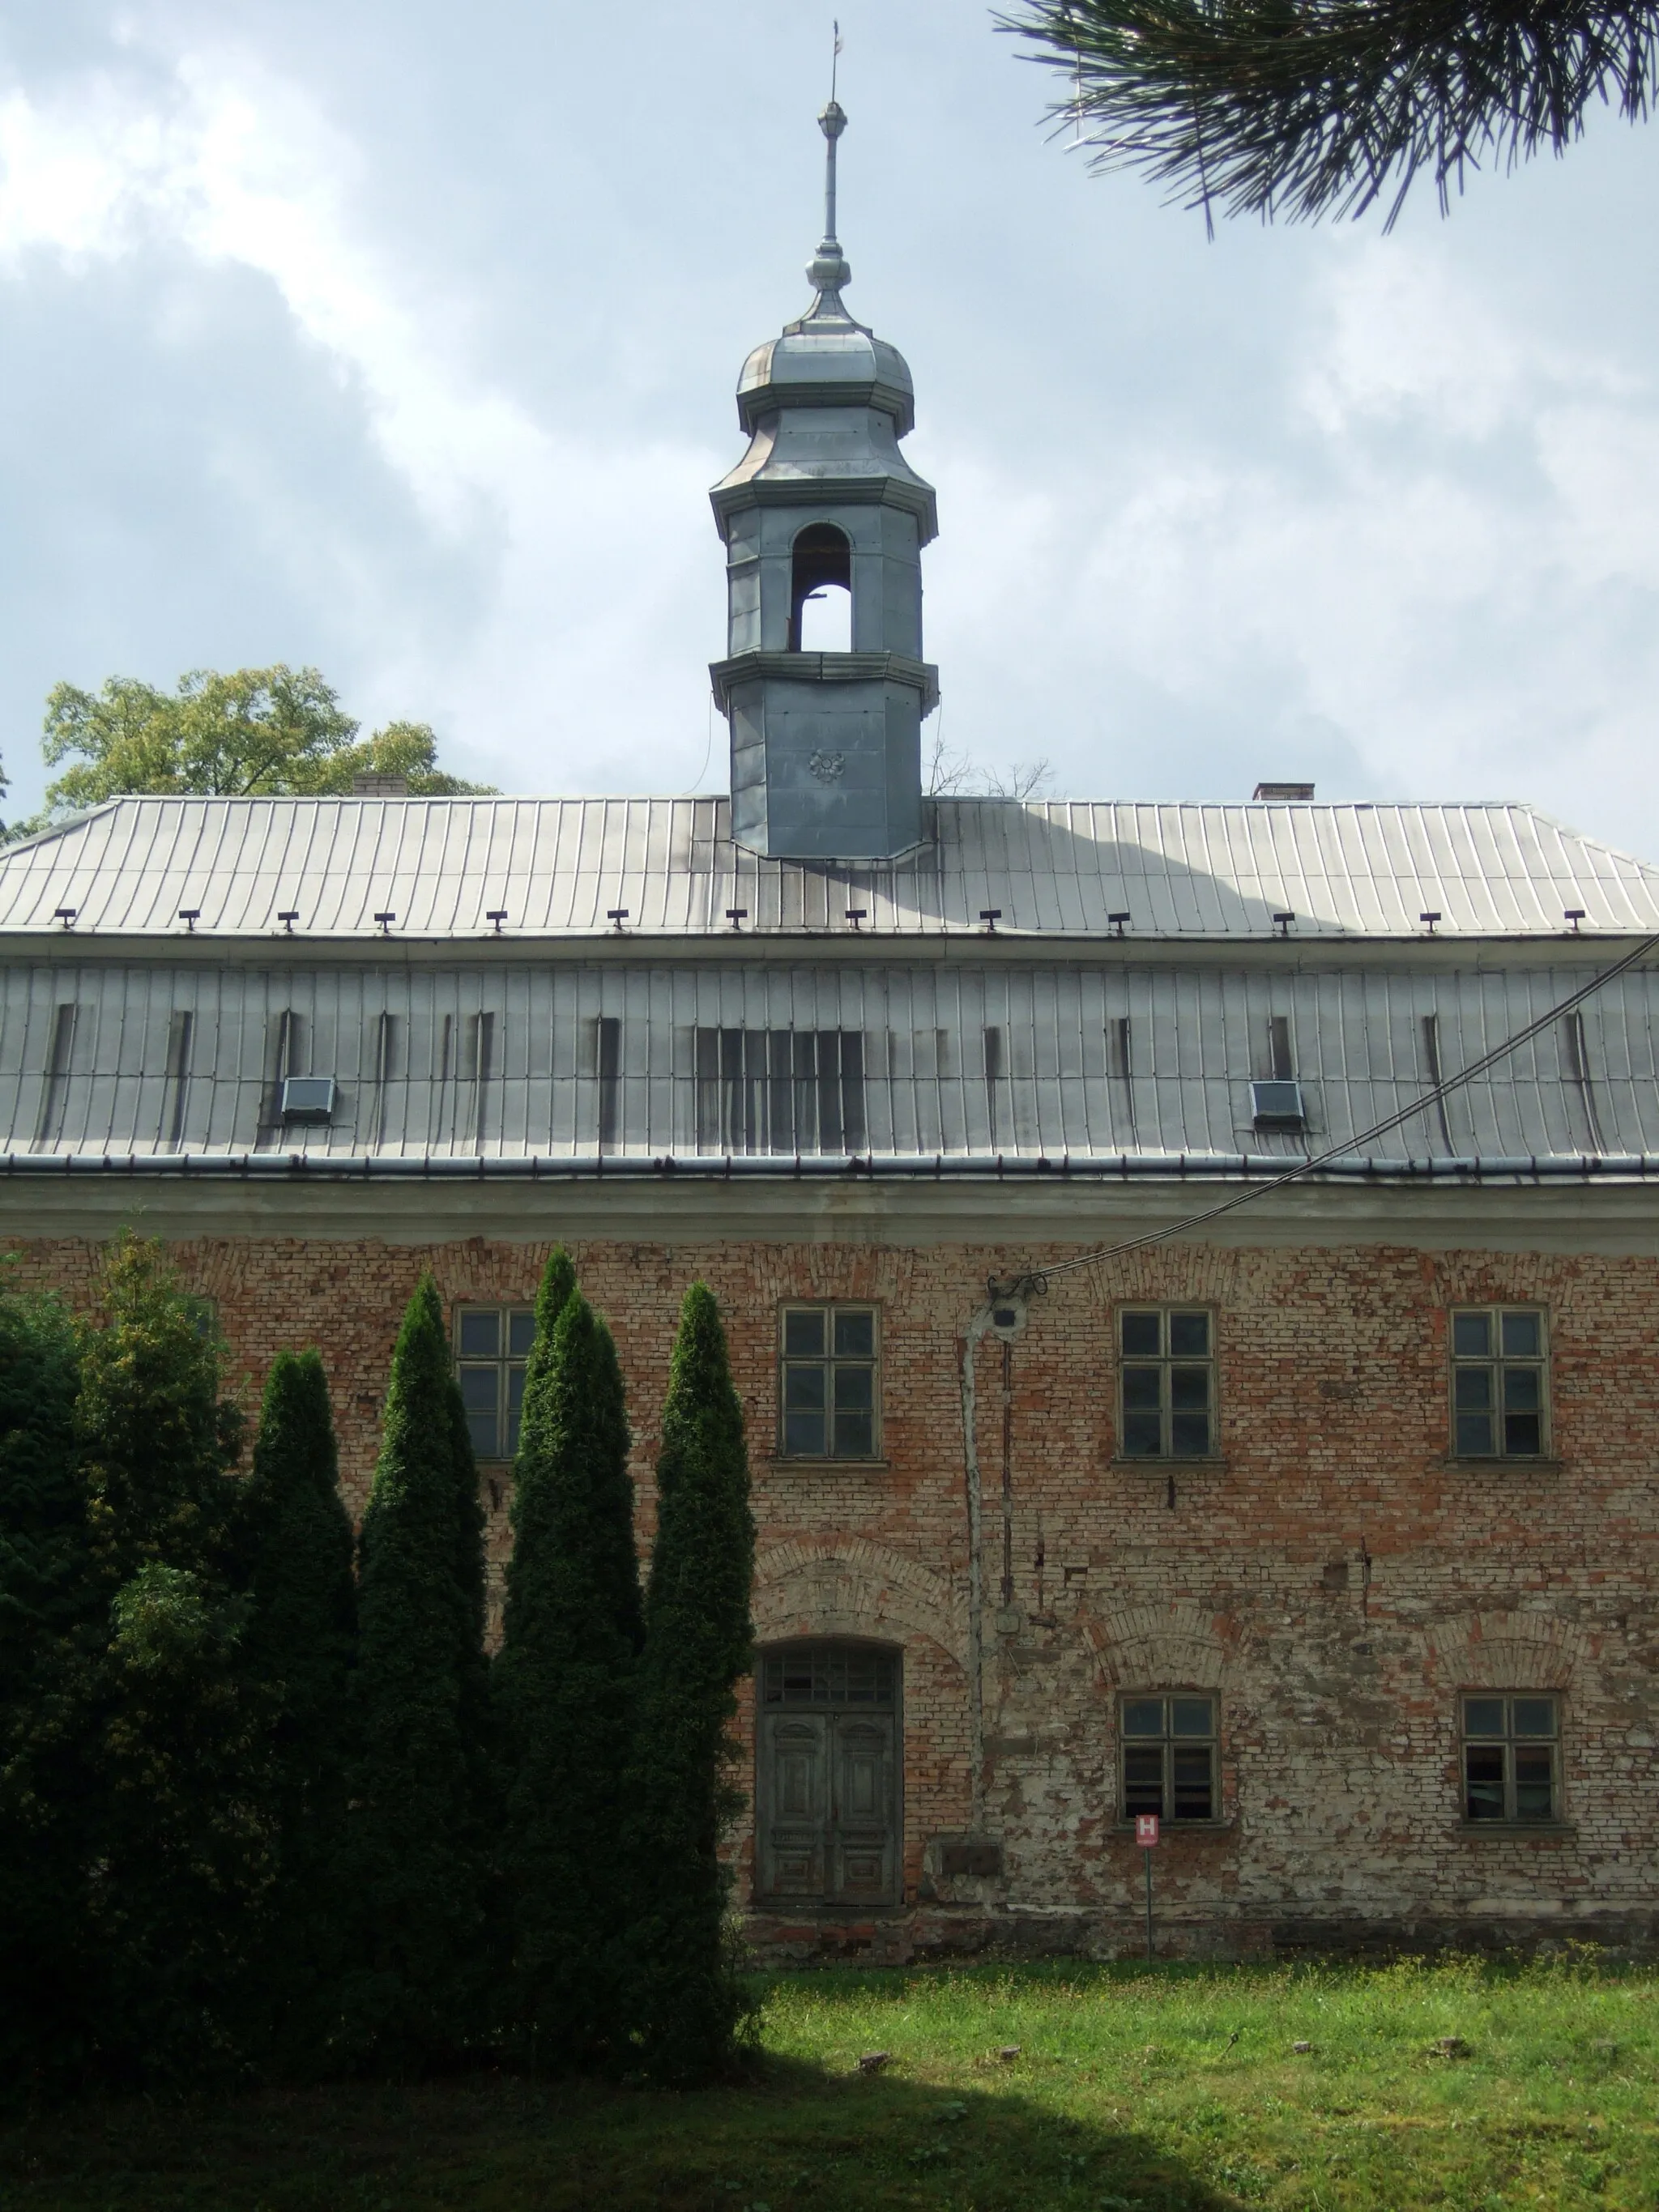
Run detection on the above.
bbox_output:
[1001,0,1659,223]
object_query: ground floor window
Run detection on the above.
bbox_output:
[756,1641,900,1907]
[1120,1692,1218,1822]
[1462,1694,1559,1821]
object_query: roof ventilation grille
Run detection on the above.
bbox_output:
[1252,782,1315,802]
[280,1076,337,1124]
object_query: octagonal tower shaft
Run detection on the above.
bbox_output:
[710,101,939,862]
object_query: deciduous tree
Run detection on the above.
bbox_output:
[28,665,491,826]
[0,1283,93,2101]
[74,1238,274,2088]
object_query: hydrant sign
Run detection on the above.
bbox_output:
[1135,1813,1161,1847]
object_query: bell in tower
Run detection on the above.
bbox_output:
[710,100,939,860]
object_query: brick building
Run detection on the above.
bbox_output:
[1,102,1656,1958]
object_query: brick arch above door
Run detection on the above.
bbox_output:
[753,1536,966,1669]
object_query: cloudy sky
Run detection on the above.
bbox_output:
[3,1,1659,856]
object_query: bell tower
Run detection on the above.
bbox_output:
[710,100,938,860]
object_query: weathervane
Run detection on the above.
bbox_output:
[808,21,851,309]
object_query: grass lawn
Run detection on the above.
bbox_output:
[3,1956,1657,2210]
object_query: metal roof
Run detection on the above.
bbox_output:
[4,951,1654,1168]
[0,795,1653,943]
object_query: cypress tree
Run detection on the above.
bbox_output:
[448,1380,494,1869]
[348,1274,489,2072]
[621,1282,756,2086]
[0,1283,95,2101]
[493,1247,642,2064]
[74,1236,274,2087]
[241,1350,358,2073]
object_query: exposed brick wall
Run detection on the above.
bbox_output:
[11,1229,1657,1956]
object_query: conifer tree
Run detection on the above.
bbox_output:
[494,1247,642,2064]
[0,1283,94,2101]
[348,1274,490,2071]
[241,1349,358,2071]
[622,1282,755,2085]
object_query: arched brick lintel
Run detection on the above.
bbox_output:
[1427,1609,1591,1690]
[1081,1600,1235,1690]
[752,1536,967,1669]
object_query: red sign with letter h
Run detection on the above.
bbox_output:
[1135,1813,1160,1846]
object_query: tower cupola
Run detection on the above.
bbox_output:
[710,100,939,861]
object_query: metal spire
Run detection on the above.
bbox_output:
[805,30,851,317]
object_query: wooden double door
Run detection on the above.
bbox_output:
[756,1643,900,1907]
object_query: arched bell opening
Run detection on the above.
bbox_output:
[789,522,853,653]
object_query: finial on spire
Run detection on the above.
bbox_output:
[806,64,852,313]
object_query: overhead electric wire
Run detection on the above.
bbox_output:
[996,925,1659,1296]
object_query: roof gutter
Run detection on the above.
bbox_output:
[0,930,1648,977]
[4,1150,1657,1183]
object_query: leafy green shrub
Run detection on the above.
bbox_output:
[75,1239,274,2089]
[0,1280,92,2102]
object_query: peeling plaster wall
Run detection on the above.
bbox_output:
[10,1222,1657,1955]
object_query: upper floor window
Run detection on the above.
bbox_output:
[455,1303,535,1460]
[779,1302,878,1460]
[1450,1306,1547,1457]
[1462,1694,1559,1822]
[1118,1307,1215,1458]
[1121,1693,1218,1822]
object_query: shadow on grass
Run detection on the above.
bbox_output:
[0,2052,1233,2212]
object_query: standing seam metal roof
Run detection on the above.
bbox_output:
[0,795,1655,941]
